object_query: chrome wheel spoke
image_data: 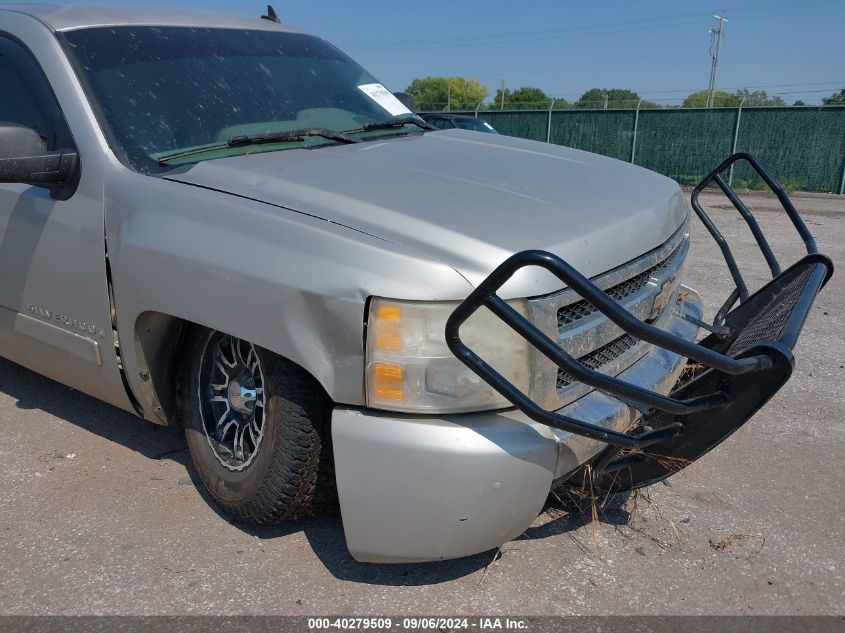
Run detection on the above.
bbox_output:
[199,332,267,471]
[233,423,246,460]
[218,337,237,368]
[246,346,260,375]
[228,337,240,367]
[215,407,230,432]
[219,418,237,441]
[235,340,249,369]
[248,417,259,445]
[214,357,231,381]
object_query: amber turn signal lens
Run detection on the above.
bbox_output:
[372,361,404,401]
[373,303,403,351]
[377,305,401,321]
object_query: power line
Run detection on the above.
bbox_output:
[342,4,844,53]
[346,13,707,52]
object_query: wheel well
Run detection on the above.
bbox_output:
[133,313,334,426]
[134,311,189,425]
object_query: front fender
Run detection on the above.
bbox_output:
[104,169,472,420]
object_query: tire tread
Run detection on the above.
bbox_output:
[180,328,331,525]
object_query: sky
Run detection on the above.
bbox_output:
[16,0,845,105]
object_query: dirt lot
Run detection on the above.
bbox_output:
[0,191,843,615]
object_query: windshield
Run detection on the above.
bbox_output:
[60,27,419,172]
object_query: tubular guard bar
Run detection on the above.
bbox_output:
[445,153,833,489]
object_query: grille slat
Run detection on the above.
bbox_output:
[553,240,686,393]
[529,223,689,409]
[556,333,639,388]
[557,244,682,328]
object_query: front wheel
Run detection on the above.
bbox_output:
[180,327,331,524]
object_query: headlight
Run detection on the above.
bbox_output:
[365,297,531,413]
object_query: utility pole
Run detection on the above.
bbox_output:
[446,78,451,112]
[707,12,728,108]
[500,79,505,110]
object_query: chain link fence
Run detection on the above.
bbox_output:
[421,106,845,193]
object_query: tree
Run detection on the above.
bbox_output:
[793,99,806,106]
[822,87,845,105]
[490,86,574,110]
[405,76,488,111]
[575,88,647,109]
[682,88,784,108]
[682,90,741,107]
[734,89,785,106]
[490,86,569,110]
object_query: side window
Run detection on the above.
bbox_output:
[0,35,73,151]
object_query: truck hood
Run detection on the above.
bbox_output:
[165,129,689,295]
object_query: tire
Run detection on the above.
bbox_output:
[180,326,331,524]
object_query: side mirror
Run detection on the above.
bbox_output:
[0,122,79,199]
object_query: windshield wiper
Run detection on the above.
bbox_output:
[354,117,435,133]
[158,127,359,165]
[226,127,360,147]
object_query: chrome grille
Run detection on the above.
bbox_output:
[556,333,639,388]
[527,219,690,410]
[557,243,683,328]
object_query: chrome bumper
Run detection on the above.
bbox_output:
[551,286,701,481]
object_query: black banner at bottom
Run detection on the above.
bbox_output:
[0,616,842,633]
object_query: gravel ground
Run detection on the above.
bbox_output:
[0,191,842,616]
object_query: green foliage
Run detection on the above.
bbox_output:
[405,76,488,111]
[489,86,571,110]
[682,90,740,107]
[683,88,786,108]
[735,89,785,106]
[575,88,647,109]
[793,100,806,106]
[822,87,845,105]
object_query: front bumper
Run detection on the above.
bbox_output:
[334,153,832,563]
[332,290,702,563]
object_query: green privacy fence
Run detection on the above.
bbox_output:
[424,107,845,193]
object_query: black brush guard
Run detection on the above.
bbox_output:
[445,153,833,493]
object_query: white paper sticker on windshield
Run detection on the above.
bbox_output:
[358,83,412,117]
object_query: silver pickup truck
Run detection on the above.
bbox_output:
[0,4,832,563]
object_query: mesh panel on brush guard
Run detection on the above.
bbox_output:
[727,265,814,357]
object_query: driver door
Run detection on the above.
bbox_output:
[0,32,134,412]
